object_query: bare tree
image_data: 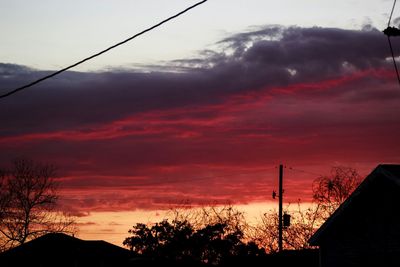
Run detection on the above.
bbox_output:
[312,166,361,219]
[251,203,321,253]
[0,158,75,251]
[167,202,248,236]
[250,211,279,253]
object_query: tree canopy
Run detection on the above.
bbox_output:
[124,217,264,265]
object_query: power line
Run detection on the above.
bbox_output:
[0,0,208,99]
[384,0,400,87]
[287,166,323,177]
[389,0,397,27]
[387,36,400,86]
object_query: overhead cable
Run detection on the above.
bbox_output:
[384,0,400,87]
[389,0,398,28]
[0,0,208,99]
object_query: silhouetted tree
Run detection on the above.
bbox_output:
[123,220,194,260]
[169,203,248,237]
[312,166,361,219]
[0,158,75,251]
[124,218,264,265]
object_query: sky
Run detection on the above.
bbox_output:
[1,0,400,245]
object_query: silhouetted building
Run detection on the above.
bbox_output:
[0,233,134,267]
[309,164,400,267]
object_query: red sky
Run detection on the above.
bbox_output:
[1,26,400,242]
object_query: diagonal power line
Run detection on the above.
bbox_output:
[385,0,400,87]
[389,0,398,28]
[387,36,400,86]
[0,0,208,99]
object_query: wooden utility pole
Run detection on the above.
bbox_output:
[278,164,283,252]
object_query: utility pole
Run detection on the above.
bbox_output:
[278,164,283,252]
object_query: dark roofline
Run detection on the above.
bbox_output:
[0,233,80,254]
[0,232,131,256]
[308,164,400,246]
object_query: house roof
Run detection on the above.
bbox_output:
[308,164,400,246]
[0,233,134,266]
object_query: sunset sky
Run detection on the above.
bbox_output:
[1,0,400,245]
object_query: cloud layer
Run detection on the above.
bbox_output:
[1,25,400,213]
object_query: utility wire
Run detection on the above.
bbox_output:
[389,0,397,27]
[287,166,323,177]
[385,0,400,86]
[387,36,400,86]
[0,0,208,99]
